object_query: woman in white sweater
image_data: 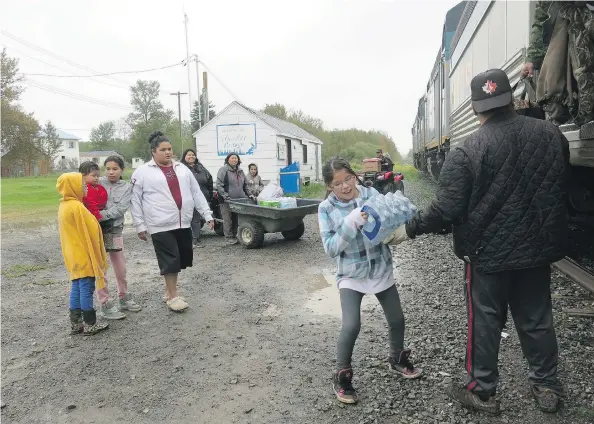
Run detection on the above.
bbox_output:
[130,131,214,312]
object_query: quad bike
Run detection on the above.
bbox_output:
[361,170,404,195]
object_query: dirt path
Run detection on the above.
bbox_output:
[2,182,593,424]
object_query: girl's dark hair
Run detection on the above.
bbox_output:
[148,130,170,151]
[322,156,362,198]
[181,148,198,167]
[224,152,241,167]
[248,163,258,174]
[104,155,125,180]
[79,161,100,176]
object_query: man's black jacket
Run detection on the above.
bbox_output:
[418,110,569,273]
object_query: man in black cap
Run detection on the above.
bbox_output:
[404,69,570,414]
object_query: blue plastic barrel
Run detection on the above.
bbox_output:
[280,162,300,194]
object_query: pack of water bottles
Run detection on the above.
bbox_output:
[360,191,418,245]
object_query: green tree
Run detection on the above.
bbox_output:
[89,121,117,149]
[127,80,166,125]
[1,49,42,170]
[262,103,288,120]
[36,121,63,169]
[190,94,217,132]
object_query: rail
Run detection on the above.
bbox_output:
[552,257,594,295]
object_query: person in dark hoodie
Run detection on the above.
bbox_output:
[181,148,214,248]
[216,153,250,245]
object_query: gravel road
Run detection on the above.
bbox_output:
[1,178,593,424]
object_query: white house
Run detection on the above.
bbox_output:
[39,129,80,169]
[192,101,323,185]
[131,157,145,169]
[79,150,120,167]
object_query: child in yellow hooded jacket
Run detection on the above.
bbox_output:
[57,172,109,335]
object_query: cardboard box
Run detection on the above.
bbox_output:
[362,158,381,172]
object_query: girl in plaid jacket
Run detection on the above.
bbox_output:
[318,157,422,405]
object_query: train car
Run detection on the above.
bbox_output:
[413,0,594,219]
[412,1,465,181]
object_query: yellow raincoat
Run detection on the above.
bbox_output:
[57,173,107,289]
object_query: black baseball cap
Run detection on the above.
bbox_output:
[471,69,513,113]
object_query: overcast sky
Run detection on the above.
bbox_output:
[2,0,458,155]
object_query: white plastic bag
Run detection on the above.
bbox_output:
[257,182,284,202]
[279,197,297,209]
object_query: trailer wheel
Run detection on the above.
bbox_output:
[238,221,265,248]
[281,221,305,241]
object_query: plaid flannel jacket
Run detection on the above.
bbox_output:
[318,186,393,281]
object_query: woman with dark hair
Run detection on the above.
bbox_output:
[245,163,264,197]
[318,156,421,405]
[130,131,214,312]
[181,148,213,248]
[95,155,141,319]
[216,152,250,245]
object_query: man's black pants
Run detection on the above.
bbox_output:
[463,263,563,396]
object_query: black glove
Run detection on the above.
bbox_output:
[405,211,423,239]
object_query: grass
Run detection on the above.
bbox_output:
[1,169,134,228]
[2,264,49,278]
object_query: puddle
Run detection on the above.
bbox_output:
[304,274,378,318]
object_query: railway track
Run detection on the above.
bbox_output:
[553,257,594,295]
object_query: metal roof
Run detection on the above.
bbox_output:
[80,150,120,156]
[37,128,81,140]
[192,101,323,145]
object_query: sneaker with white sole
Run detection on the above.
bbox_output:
[387,349,422,379]
[100,300,126,320]
[166,296,189,312]
[119,293,142,312]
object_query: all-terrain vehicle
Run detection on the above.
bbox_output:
[360,158,405,194]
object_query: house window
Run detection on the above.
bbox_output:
[302,145,308,164]
[69,141,75,149]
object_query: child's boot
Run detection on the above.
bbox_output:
[82,310,109,335]
[69,309,83,334]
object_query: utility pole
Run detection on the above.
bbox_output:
[202,71,210,125]
[170,91,188,152]
[191,54,201,129]
[184,13,192,121]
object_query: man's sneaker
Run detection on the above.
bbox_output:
[100,300,126,320]
[332,368,357,404]
[193,239,204,248]
[532,386,561,413]
[447,383,500,415]
[226,237,238,245]
[119,293,142,312]
[388,349,422,379]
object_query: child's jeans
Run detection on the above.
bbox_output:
[70,277,95,311]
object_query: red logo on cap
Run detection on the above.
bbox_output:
[482,80,497,95]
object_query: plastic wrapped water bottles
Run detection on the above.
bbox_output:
[360,191,418,245]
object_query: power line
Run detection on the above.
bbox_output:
[1,44,128,90]
[198,60,244,104]
[25,80,131,111]
[23,61,184,78]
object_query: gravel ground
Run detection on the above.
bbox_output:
[1,178,593,424]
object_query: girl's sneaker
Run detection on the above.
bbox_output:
[100,300,126,320]
[332,368,358,404]
[388,349,423,379]
[119,293,142,312]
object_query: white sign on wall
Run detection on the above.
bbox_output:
[216,123,257,156]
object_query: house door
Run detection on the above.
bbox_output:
[285,139,292,165]
[315,145,320,180]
